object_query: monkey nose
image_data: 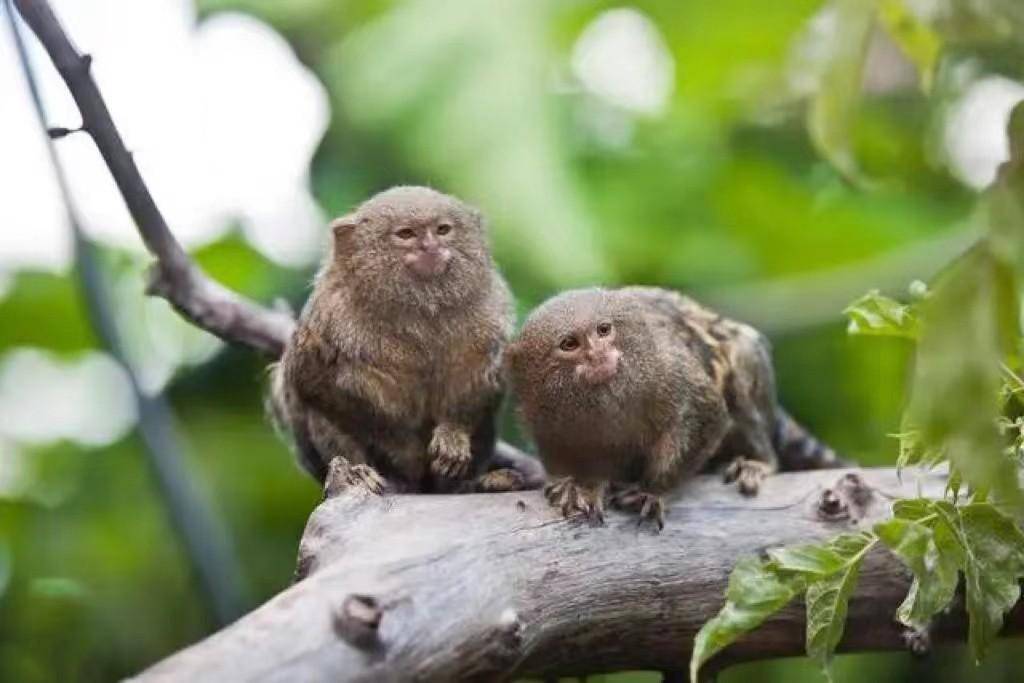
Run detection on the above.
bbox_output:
[406,248,451,277]
[577,348,620,384]
[420,234,439,252]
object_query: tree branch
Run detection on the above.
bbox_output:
[21,5,1018,678]
[4,0,248,624]
[130,468,1022,681]
[12,0,294,357]
[11,0,544,482]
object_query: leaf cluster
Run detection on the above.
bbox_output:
[691,98,1024,681]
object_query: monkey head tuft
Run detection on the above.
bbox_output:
[507,288,657,417]
[328,186,493,314]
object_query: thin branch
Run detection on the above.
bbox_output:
[11,0,294,358]
[5,0,248,625]
[11,0,543,481]
[131,468,1024,681]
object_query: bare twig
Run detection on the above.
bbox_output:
[10,0,544,480]
[11,0,294,357]
[131,468,1024,681]
[4,0,248,624]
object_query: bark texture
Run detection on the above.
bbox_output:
[132,467,1023,681]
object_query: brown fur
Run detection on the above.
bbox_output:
[506,286,838,528]
[271,186,520,493]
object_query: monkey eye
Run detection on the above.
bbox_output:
[436,223,452,236]
[559,336,580,352]
[596,322,613,337]
[395,228,416,240]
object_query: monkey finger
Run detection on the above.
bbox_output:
[473,468,527,493]
[430,451,471,481]
[722,458,744,484]
[324,458,387,498]
[351,464,387,495]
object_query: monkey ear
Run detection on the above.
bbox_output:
[329,214,357,238]
[329,214,358,253]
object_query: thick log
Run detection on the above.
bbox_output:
[131,467,1023,681]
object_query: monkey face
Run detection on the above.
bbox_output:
[389,218,455,279]
[555,321,621,385]
[508,289,641,403]
[330,187,493,309]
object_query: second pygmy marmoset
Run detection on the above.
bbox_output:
[506,286,841,528]
[272,186,523,494]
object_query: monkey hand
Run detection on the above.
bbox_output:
[609,485,665,531]
[544,477,605,525]
[324,457,387,498]
[723,457,773,496]
[429,423,473,481]
[472,468,527,493]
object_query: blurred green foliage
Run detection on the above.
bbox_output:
[2,0,1024,681]
[692,102,1024,682]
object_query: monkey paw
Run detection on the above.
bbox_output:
[473,468,527,493]
[324,457,387,499]
[429,424,473,482]
[609,486,665,531]
[723,457,772,497]
[544,477,604,525]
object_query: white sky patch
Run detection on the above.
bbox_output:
[944,75,1024,190]
[112,267,223,393]
[0,348,137,448]
[0,0,330,279]
[571,8,675,116]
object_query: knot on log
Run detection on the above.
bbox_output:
[47,124,87,139]
[816,471,874,522]
[144,261,191,299]
[333,594,382,650]
[497,608,524,651]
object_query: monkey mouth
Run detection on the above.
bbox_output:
[405,250,452,278]
[576,351,621,385]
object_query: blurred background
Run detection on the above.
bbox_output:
[0,0,1022,681]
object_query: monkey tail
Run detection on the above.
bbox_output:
[772,408,849,471]
[265,361,292,439]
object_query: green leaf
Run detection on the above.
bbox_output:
[767,544,846,576]
[905,245,1021,505]
[875,515,960,630]
[959,503,1024,661]
[876,0,941,92]
[892,498,934,521]
[844,290,919,339]
[891,429,945,473]
[805,532,876,678]
[689,558,805,683]
[875,517,931,574]
[806,0,875,184]
[902,103,1024,508]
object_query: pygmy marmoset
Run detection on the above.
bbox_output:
[506,286,841,528]
[271,186,524,494]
